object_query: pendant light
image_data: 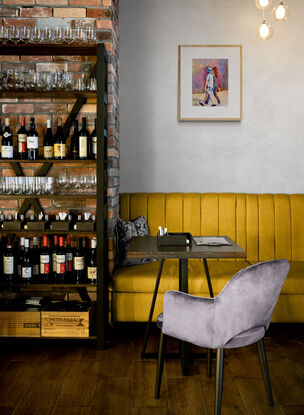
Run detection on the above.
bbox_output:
[255,0,272,10]
[272,1,289,21]
[256,20,273,40]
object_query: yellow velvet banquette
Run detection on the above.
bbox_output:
[112,193,304,323]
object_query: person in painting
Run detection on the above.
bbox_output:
[199,66,220,106]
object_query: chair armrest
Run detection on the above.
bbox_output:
[162,290,215,349]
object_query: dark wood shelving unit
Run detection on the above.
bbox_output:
[0,194,96,199]
[0,43,108,349]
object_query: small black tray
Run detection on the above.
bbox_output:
[25,222,45,231]
[157,232,192,246]
[2,221,22,231]
[74,221,95,231]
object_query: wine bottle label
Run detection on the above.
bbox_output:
[3,132,11,138]
[52,253,57,271]
[66,253,73,271]
[40,254,50,274]
[92,136,97,157]
[74,256,85,270]
[18,134,27,153]
[22,267,32,279]
[44,146,54,159]
[79,136,87,158]
[27,136,39,149]
[87,267,97,280]
[32,264,39,276]
[3,256,14,274]
[56,255,66,274]
[1,145,13,158]
[54,143,66,158]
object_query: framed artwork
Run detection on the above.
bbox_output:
[178,45,242,121]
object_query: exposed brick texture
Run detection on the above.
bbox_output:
[70,0,101,5]
[53,7,86,18]
[20,7,53,18]
[0,7,19,17]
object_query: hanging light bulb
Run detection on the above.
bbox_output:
[272,1,289,20]
[255,0,272,10]
[256,20,273,40]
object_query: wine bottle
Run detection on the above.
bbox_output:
[22,238,32,283]
[73,237,85,284]
[3,237,14,283]
[56,236,66,283]
[17,116,28,160]
[1,118,14,159]
[79,117,90,160]
[31,237,40,282]
[65,235,73,282]
[0,118,3,158]
[87,237,97,284]
[53,118,66,160]
[27,118,39,160]
[43,119,54,159]
[91,118,97,160]
[70,119,79,160]
[52,235,58,279]
[40,235,51,283]
[17,237,25,281]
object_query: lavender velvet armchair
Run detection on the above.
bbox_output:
[155,259,290,415]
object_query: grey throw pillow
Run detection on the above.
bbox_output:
[116,215,155,266]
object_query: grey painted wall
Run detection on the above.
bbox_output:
[119,0,303,193]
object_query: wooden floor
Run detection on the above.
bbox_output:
[0,324,304,415]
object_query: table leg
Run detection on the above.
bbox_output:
[141,258,165,358]
[179,258,190,375]
[203,258,214,298]
[203,258,214,377]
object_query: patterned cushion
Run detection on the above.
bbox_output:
[116,216,155,266]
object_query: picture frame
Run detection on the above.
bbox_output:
[178,45,242,121]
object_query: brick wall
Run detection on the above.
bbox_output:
[0,0,120,273]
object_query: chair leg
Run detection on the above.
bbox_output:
[215,348,224,415]
[207,348,212,377]
[257,338,274,406]
[155,331,166,399]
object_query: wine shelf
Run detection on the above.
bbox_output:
[0,194,96,199]
[0,91,97,99]
[0,283,97,289]
[0,44,98,56]
[0,230,96,236]
[3,159,96,164]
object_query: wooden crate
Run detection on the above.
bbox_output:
[41,304,91,338]
[0,310,41,337]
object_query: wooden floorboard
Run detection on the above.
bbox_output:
[0,324,303,415]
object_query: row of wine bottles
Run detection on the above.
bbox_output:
[2,236,97,285]
[0,116,98,160]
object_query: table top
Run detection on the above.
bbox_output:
[128,236,246,260]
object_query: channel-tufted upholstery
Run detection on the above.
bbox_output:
[112,193,304,322]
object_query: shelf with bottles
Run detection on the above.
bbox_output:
[0,116,99,162]
[0,44,98,56]
[1,234,98,287]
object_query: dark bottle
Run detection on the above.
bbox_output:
[53,118,66,160]
[78,117,90,160]
[17,116,28,160]
[27,117,39,160]
[73,237,85,284]
[3,237,14,283]
[1,118,14,159]
[43,119,54,159]
[52,235,58,279]
[21,238,32,283]
[31,237,39,282]
[56,236,66,283]
[65,234,73,282]
[0,118,3,158]
[87,237,97,284]
[70,120,79,160]
[91,118,97,160]
[40,235,51,283]
[17,237,25,281]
